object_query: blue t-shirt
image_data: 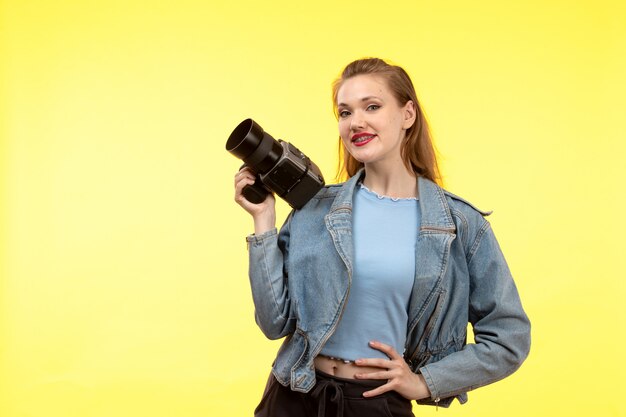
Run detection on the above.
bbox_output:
[320,183,420,361]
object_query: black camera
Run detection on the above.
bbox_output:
[226,119,325,209]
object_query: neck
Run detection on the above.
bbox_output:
[362,163,418,199]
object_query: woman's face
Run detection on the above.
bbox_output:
[336,74,415,168]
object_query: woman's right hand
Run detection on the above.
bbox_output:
[234,167,276,235]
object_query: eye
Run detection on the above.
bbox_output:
[366,104,381,111]
[338,109,351,118]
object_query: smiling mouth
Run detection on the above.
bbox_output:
[352,134,376,146]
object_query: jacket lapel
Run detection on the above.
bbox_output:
[406,177,457,337]
[323,172,363,276]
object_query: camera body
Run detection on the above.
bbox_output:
[226,119,325,209]
[254,140,324,208]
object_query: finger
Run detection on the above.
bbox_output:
[235,177,255,193]
[235,174,255,184]
[234,171,255,183]
[355,358,391,368]
[238,166,256,176]
[363,382,394,398]
[355,370,392,380]
[235,166,255,177]
[234,172,247,187]
[234,178,256,202]
[368,341,403,361]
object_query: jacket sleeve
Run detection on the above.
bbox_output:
[245,212,296,340]
[418,219,531,405]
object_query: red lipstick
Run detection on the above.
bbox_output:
[351,132,376,147]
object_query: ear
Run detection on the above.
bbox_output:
[402,100,417,130]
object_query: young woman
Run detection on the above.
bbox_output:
[234,58,530,417]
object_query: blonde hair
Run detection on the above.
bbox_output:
[332,58,442,185]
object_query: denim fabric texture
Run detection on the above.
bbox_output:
[245,170,531,407]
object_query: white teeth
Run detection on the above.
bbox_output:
[354,135,374,143]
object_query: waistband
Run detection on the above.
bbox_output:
[314,369,386,397]
[311,369,392,417]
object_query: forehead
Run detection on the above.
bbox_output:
[336,74,392,104]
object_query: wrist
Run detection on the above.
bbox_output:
[412,373,431,400]
[253,212,276,235]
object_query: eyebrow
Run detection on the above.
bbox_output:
[337,96,383,107]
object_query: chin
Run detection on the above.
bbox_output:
[349,151,378,165]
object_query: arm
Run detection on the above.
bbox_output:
[418,220,531,403]
[246,217,296,339]
[235,168,296,340]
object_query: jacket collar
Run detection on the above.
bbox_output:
[417,176,456,232]
[329,169,456,233]
[328,170,363,213]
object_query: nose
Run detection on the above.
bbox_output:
[350,110,365,131]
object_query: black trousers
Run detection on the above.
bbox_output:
[254,370,415,417]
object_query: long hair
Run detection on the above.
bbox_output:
[332,58,442,185]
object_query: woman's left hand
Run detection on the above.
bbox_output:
[354,341,431,400]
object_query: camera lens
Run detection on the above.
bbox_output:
[226,119,283,174]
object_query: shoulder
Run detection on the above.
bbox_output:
[309,182,346,201]
[442,189,492,218]
[288,182,346,224]
[439,188,493,249]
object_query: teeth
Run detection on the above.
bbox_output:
[354,135,374,143]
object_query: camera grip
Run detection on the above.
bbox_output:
[242,177,270,204]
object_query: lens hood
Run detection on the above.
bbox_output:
[226,119,282,174]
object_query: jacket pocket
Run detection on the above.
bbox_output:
[412,337,463,370]
[273,328,308,385]
[408,289,446,368]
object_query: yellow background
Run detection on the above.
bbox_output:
[1,0,624,416]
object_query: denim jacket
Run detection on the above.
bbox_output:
[246,170,530,407]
